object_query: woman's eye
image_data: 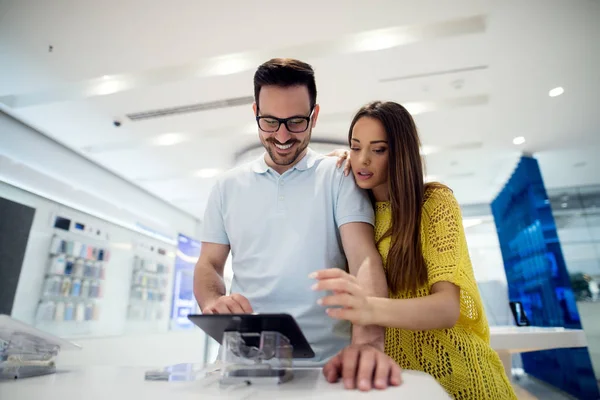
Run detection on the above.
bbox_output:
[350,148,360,152]
[374,148,387,154]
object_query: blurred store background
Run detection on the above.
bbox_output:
[1,0,599,398]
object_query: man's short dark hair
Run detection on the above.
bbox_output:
[253,58,317,110]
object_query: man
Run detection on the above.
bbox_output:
[194,58,400,391]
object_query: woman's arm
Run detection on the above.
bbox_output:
[312,270,460,330]
[369,281,461,330]
[315,188,466,331]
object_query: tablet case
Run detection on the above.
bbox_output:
[187,313,315,358]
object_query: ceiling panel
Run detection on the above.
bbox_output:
[1,0,599,220]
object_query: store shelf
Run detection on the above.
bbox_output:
[45,272,104,281]
[133,269,169,275]
[130,284,166,290]
[40,294,102,301]
[127,253,172,323]
[129,299,164,304]
[48,252,107,262]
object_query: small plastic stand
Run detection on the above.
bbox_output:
[219,330,293,386]
[0,314,80,379]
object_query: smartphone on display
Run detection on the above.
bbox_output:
[509,301,530,326]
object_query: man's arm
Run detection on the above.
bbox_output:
[193,242,230,310]
[339,222,388,349]
[194,243,253,314]
[193,180,252,314]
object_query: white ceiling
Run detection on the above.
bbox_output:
[1,0,599,219]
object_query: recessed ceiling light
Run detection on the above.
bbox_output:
[549,87,564,97]
[195,168,221,178]
[93,79,124,96]
[207,54,255,76]
[352,28,405,52]
[513,136,526,145]
[404,101,435,116]
[152,133,187,147]
[561,202,568,208]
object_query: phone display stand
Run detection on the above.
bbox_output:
[0,315,80,380]
[219,330,293,385]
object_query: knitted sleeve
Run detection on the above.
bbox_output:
[421,187,485,326]
[421,187,464,287]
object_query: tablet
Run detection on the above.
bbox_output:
[187,313,315,359]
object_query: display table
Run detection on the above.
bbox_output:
[489,326,588,377]
[0,366,450,400]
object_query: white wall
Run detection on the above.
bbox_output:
[0,111,201,241]
[0,111,211,369]
[1,181,177,337]
[0,110,204,339]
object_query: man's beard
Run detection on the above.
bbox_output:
[263,134,309,166]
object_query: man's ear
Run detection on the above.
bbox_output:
[312,104,320,128]
[252,102,258,116]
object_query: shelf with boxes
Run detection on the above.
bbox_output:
[127,244,173,322]
[35,234,109,323]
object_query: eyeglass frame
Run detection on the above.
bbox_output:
[255,107,315,133]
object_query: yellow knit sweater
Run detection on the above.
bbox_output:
[376,187,516,399]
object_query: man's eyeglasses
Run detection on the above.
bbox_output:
[256,109,314,133]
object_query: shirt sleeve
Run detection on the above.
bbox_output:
[421,188,463,288]
[200,181,230,245]
[334,169,374,228]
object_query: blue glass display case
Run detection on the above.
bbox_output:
[491,156,599,398]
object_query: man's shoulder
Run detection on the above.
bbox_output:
[207,162,256,199]
[313,156,360,189]
[312,154,343,178]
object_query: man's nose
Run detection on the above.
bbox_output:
[274,126,292,143]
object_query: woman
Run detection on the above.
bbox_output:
[313,101,516,399]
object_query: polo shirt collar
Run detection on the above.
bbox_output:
[251,148,320,174]
[251,154,270,174]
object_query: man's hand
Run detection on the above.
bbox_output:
[203,293,253,314]
[323,344,402,391]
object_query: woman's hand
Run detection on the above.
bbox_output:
[325,148,352,176]
[310,268,375,326]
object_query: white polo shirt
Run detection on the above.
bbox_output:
[201,148,374,364]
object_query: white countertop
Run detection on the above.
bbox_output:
[489,326,588,377]
[2,325,588,399]
[0,366,451,400]
[490,326,588,353]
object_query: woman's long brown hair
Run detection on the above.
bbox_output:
[348,101,440,294]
